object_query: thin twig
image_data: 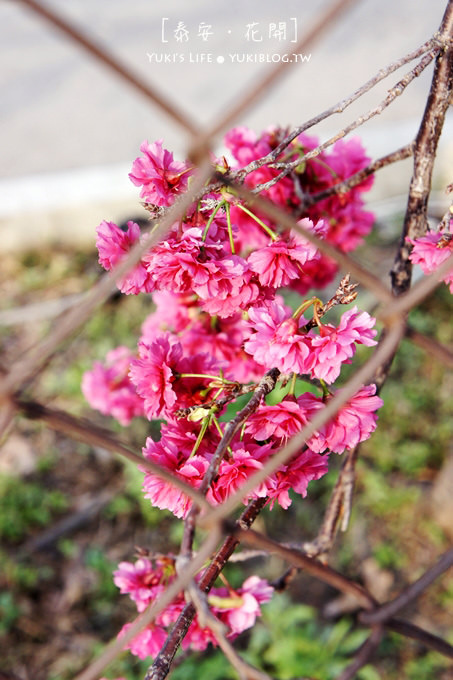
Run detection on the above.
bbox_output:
[336,626,383,680]
[234,527,376,611]
[303,446,359,558]
[360,547,453,625]
[12,396,211,513]
[298,144,415,210]
[229,37,438,180]
[385,618,453,658]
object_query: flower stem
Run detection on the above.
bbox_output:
[224,201,236,254]
[288,373,297,396]
[212,415,233,456]
[189,415,211,458]
[202,200,225,242]
[235,203,279,241]
[292,297,320,321]
[179,373,236,385]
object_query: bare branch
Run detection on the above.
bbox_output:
[360,547,453,625]
[234,527,376,610]
[336,626,383,680]
[12,396,211,514]
[299,144,415,210]
[230,38,438,180]
[385,618,453,658]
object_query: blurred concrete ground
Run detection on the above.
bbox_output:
[0,0,451,250]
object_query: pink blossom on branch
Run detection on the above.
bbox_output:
[96,220,155,295]
[247,219,326,289]
[407,229,453,292]
[244,300,313,374]
[310,306,378,384]
[308,384,384,454]
[129,139,193,206]
[81,346,144,426]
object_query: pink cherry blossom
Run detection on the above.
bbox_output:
[247,227,321,289]
[129,335,183,419]
[266,449,329,509]
[81,346,144,426]
[310,307,378,384]
[221,576,273,635]
[113,558,167,612]
[309,384,384,454]
[244,396,310,443]
[211,445,271,505]
[129,139,193,206]
[244,301,313,374]
[118,622,168,660]
[96,220,155,295]
[408,229,453,291]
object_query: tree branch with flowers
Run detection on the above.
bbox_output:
[4,1,453,679]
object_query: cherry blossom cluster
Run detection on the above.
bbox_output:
[113,556,273,657]
[407,222,453,291]
[82,127,384,661]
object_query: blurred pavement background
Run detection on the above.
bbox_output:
[1,0,451,251]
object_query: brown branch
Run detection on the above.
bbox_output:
[234,527,376,610]
[405,326,453,368]
[17,0,199,136]
[180,368,280,558]
[385,618,453,658]
[147,498,267,680]
[391,0,453,295]
[299,144,415,210]
[360,547,453,625]
[336,626,383,680]
[12,396,210,513]
[303,445,359,558]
